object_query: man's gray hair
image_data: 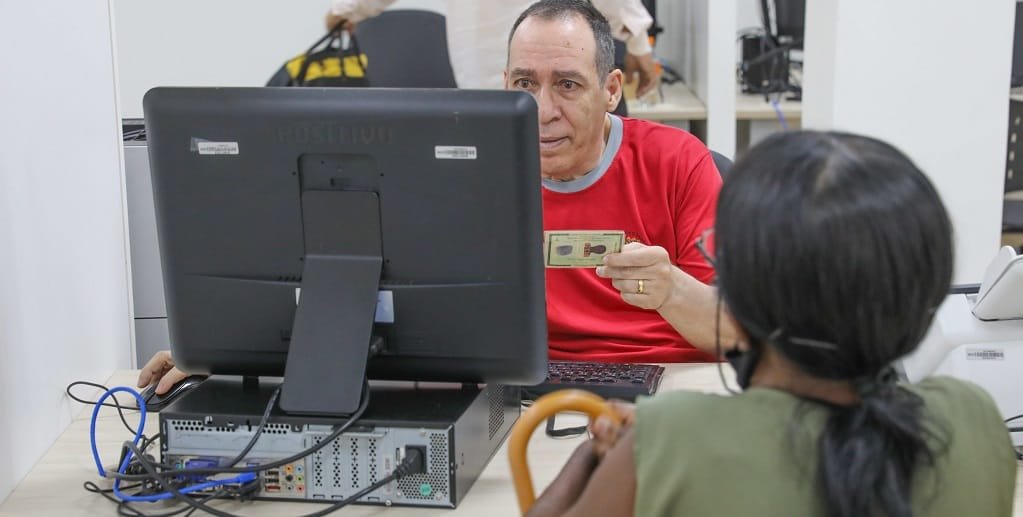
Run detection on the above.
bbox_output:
[508,0,616,83]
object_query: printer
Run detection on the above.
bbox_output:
[902,246,1023,445]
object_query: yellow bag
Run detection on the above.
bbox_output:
[267,25,368,87]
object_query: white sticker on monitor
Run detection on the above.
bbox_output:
[435,146,477,160]
[375,290,395,324]
[966,347,1005,361]
[197,141,240,155]
[294,288,395,324]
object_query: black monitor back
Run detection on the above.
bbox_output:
[1014,2,1023,87]
[143,87,547,390]
[762,0,805,47]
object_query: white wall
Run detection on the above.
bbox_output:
[654,0,689,81]
[0,0,133,505]
[736,0,761,32]
[704,0,737,157]
[657,0,736,157]
[112,0,445,118]
[803,0,1015,283]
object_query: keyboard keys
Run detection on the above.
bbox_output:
[523,360,665,401]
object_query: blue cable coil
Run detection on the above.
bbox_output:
[89,386,256,502]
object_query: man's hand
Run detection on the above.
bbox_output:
[324,12,355,32]
[624,52,657,98]
[136,351,189,396]
[589,400,635,459]
[596,242,678,311]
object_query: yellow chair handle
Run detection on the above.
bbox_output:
[508,389,619,515]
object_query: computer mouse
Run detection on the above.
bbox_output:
[138,375,207,411]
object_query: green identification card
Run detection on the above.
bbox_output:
[543,230,625,268]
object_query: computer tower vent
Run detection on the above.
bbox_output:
[348,437,361,489]
[346,436,380,489]
[331,436,345,489]
[263,422,291,434]
[310,436,327,489]
[167,419,297,435]
[308,434,348,490]
[367,437,379,484]
[488,385,506,439]
[312,448,325,489]
[167,419,240,433]
[168,419,205,432]
[396,432,449,501]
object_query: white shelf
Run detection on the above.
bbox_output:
[626,82,707,121]
[735,90,802,121]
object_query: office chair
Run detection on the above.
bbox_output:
[354,10,457,88]
[710,150,733,179]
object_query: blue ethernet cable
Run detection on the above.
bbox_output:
[89,386,256,503]
[771,97,790,131]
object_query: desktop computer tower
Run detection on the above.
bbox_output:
[739,34,791,95]
[158,379,519,508]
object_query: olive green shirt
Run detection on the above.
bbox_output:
[634,377,1016,516]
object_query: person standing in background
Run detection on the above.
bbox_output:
[325,0,660,96]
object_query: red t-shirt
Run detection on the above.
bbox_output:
[543,116,720,363]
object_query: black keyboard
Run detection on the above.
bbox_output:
[521,360,665,401]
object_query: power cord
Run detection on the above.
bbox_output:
[71,381,233,516]
[123,127,146,142]
[301,447,426,517]
[88,386,258,505]
[84,480,229,517]
[67,380,143,435]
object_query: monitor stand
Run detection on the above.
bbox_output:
[279,190,382,416]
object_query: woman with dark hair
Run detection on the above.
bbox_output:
[526,130,1017,517]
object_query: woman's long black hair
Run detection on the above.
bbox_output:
[715,131,953,517]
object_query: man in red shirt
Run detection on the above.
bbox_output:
[506,0,731,363]
[138,1,739,394]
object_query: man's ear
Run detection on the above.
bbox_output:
[604,69,624,112]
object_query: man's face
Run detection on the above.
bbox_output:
[505,15,622,180]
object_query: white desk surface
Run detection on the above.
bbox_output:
[735,89,802,121]
[2,365,1021,516]
[623,82,802,122]
[626,82,707,121]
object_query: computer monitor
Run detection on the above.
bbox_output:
[760,0,805,49]
[143,87,547,416]
[1012,1,1023,87]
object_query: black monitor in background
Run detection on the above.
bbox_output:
[1013,2,1023,87]
[760,0,805,49]
[143,87,547,417]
